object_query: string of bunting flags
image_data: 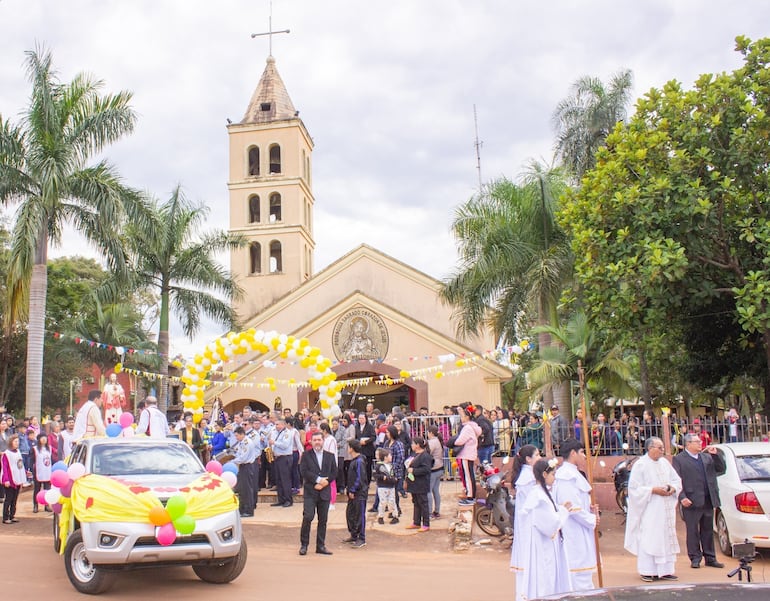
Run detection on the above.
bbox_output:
[47,328,531,367]
[112,346,527,392]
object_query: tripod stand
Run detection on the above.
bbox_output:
[727,555,754,582]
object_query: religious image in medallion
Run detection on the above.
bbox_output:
[332,309,389,362]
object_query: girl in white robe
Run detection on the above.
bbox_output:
[515,458,572,601]
[510,444,540,587]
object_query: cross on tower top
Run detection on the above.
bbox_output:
[250,0,290,57]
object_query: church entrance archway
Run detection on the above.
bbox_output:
[297,361,427,412]
[222,398,270,416]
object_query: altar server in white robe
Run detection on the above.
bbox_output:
[624,436,682,582]
[510,444,540,586]
[515,458,572,601]
[554,439,599,590]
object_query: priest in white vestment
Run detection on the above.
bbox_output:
[554,439,599,590]
[515,457,571,601]
[623,436,682,581]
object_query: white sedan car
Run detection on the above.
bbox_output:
[713,442,770,556]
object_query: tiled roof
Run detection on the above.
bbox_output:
[241,56,297,124]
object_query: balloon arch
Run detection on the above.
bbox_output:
[181,329,343,422]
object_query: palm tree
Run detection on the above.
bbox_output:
[0,47,141,419]
[71,297,156,384]
[527,312,636,406]
[109,186,244,411]
[552,69,634,180]
[441,161,573,411]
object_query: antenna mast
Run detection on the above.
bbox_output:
[473,104,483,193]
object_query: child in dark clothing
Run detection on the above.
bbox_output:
[374,448,399,525]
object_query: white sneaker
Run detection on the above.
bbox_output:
[329,504,336,511]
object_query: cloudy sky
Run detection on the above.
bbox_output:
[1,0,768,357]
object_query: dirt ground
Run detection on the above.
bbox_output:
[1,491,767,601]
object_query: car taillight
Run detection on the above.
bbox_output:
[735,492,765,514]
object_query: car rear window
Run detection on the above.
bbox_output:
[91,444,204,476]
[735,454,770,481]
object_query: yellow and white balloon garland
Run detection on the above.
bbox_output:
[179,329,344,422]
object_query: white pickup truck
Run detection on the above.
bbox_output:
[55,437,246,594]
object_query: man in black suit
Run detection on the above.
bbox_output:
[298,431,338,556]
[672,433,727,569]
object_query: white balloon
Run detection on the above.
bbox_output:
[278,334,288,344]
[67,463,86,481]
[122,426,135,438]
[222,471,237,488]
[321,408,331,418]
[254,330,265,341]
[287,349,297,359]
[45,487,61,505]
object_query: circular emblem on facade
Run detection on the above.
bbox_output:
[332,308,389,362]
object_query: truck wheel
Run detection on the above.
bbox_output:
[64,530,116,594]
[53,514,61,553]
[193,539,248,584]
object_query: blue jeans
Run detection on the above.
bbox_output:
[478,445,494,465]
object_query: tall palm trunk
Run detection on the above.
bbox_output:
[25,231,48,419]
[157,288,170,413]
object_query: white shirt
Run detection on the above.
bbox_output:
[136,405,170,438]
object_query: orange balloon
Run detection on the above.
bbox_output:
[149,506,171,526]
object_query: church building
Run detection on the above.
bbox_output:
[215,55,511,415]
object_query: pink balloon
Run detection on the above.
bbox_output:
[51,502,62,514]
[51,470,70,489]
[36,490,47,506]
[156,522,177,546]
[119,412,134,429]
[221,471,237,488]
[60,480,73,498]
[205,460,223,476]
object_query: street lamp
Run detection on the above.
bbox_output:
[69,377,82,416]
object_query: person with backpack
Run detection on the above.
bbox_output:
[473,404,495,464]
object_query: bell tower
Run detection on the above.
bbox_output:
[228,56,315,320]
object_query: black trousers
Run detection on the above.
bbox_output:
[683,502,717,561]
[236,463,255,515]
[258,456,272,488]
[300,493,330,549]
[346,496,367,542]
[412,492,430,528]
[248,461,260,510]
[33,480,51,509]
[3,485,19,521]
[273,454,293,504]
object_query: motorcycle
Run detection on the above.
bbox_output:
[611,452,638,515]
[475,461,514,541]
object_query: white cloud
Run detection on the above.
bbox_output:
[2,0,768,356]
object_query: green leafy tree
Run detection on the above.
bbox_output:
[553,69,634,180]
[561,36,770,414]
[0,47,141,419]
[107,185,243,412]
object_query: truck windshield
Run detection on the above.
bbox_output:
[91,444,204,476]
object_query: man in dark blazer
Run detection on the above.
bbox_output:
[298,431,338,556]
[672,433,727,568]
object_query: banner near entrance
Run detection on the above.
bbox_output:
[180,329,343,422]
